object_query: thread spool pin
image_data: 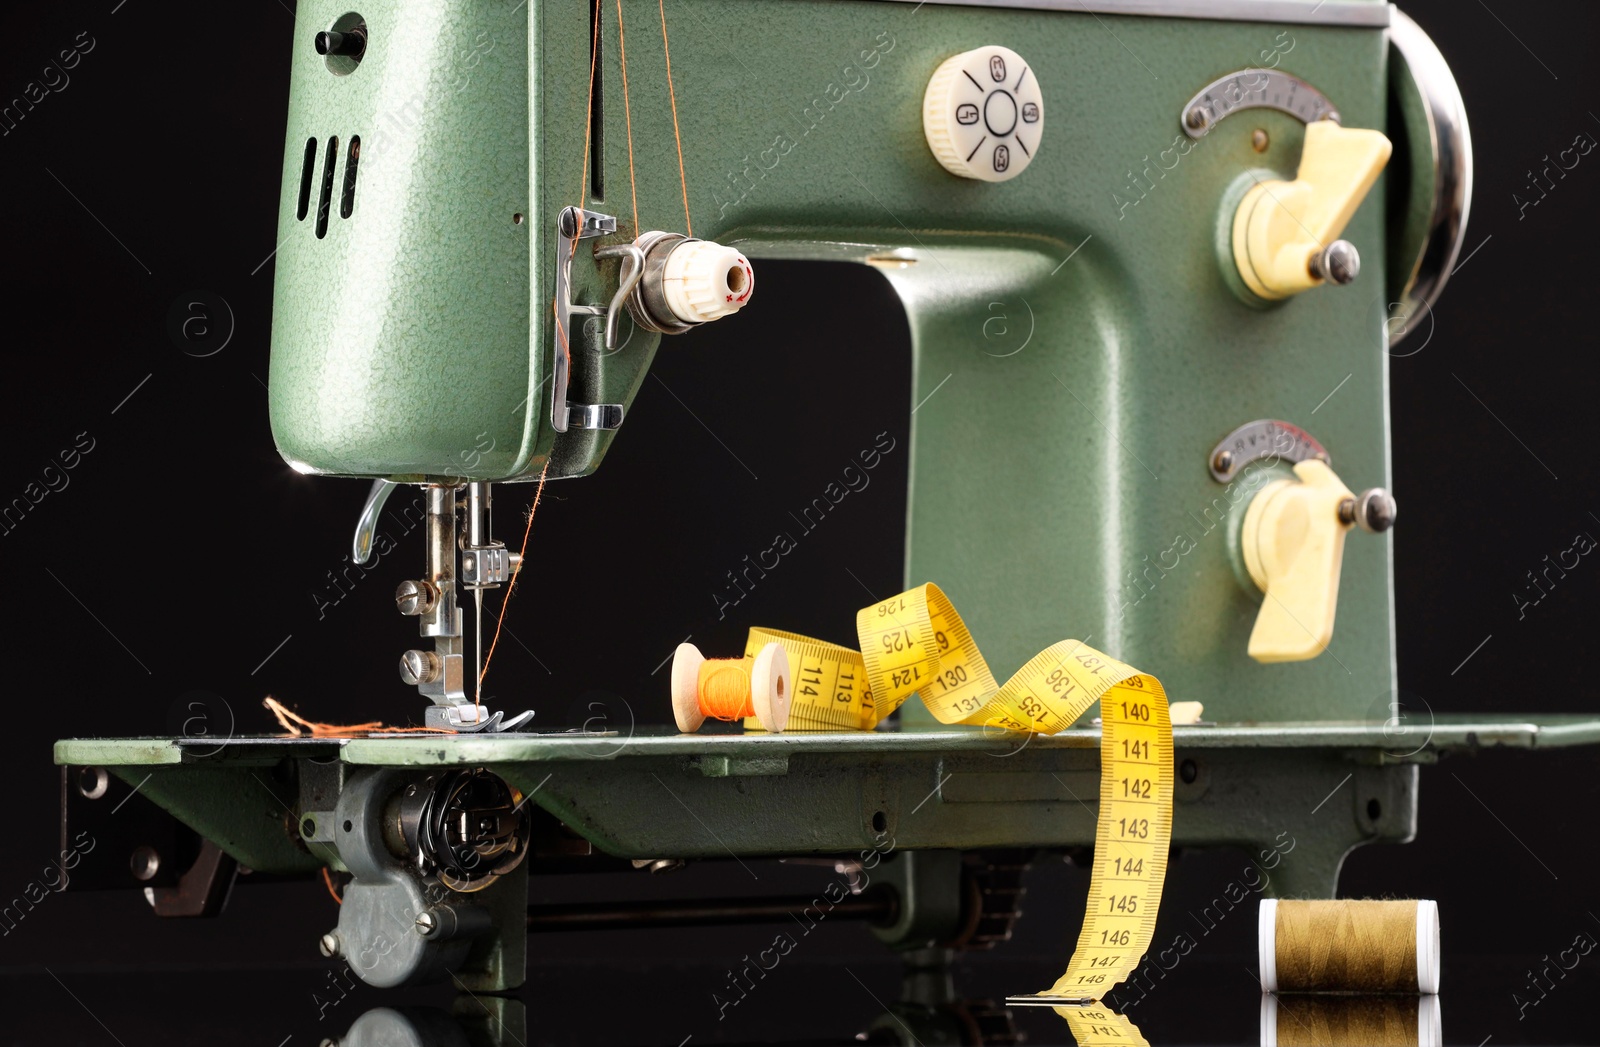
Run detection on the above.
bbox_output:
[671,642,791,734]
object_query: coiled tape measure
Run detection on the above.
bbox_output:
[742,583,1174,1007]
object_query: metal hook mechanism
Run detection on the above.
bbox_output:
[552,207,628,434]
[353,479,399,565]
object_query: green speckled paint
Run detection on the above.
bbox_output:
[270,1,1413,720]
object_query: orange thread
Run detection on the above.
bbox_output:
[615,0,641,234]
[476,460,551,694]
[578,0,602,209]
[554,0,607,376]
[697,659,756,721]
[262,697,448,738]
[658,0,692,235]
[321,867,344,905]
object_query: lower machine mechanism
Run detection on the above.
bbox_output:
[57,715,1600,990]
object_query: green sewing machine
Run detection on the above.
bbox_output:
[55,0,1600,992]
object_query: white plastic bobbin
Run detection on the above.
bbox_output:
[670,642,790,734]
[1259,897,1280,993]
[1259,992,1278,1047]
[1417,993,1442,1046]
[661,240,754,324]
[923,45,1044,182]
[1415,898,1441,993]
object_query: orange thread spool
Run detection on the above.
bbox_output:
[698,660,756,721]
[671,642,791,733]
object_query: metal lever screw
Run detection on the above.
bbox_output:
[1309,240,1361,285]
[1339,488,1397,533]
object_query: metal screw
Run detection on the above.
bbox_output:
[395,580,436,616]
[1251,128,1269,152]
[399,649,441,686]
[130,845,161,882]
[79,766,109,800]
[415,910,439,937]
[314,30,365,58]
[1212,450,1234,475]
[318,931,341,958]
[1309,240,1361,285]
[1340,488,1398,533]
[1185,107,1209,131]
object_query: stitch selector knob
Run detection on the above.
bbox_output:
[923,45,1043,182]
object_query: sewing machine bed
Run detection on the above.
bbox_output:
[54,716,1600,899]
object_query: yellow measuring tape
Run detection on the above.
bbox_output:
[1054,1004,1150,1045]
[740,583,1173,1003]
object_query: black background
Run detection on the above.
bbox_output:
[1,1,1597,1043]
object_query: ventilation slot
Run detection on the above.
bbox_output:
[588,0,604,200]
[340,136,361,219]
[297,137,318,221]
[315,135,339,239]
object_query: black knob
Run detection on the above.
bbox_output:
[315,29,365,58]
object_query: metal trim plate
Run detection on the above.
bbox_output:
[869,0,1391,28]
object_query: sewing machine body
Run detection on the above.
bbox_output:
[59,0,1600,994]
[271,0,1397,718]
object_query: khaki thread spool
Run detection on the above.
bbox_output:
[1261,993,1441,1047]
[1259,899,1440,995]
[670,642,791,733]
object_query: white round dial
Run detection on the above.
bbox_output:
[923,46,1043,182]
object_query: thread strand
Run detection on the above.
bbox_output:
[616,0,641,235]
[477,461,550,694]
[658,0,692,235]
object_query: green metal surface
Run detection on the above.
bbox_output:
[59,715,1600,769]
[56,713,1600,897]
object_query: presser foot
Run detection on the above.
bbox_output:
[425,705,536,734]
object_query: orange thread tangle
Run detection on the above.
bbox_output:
[263,697,447,738]
[697,659,755,720]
